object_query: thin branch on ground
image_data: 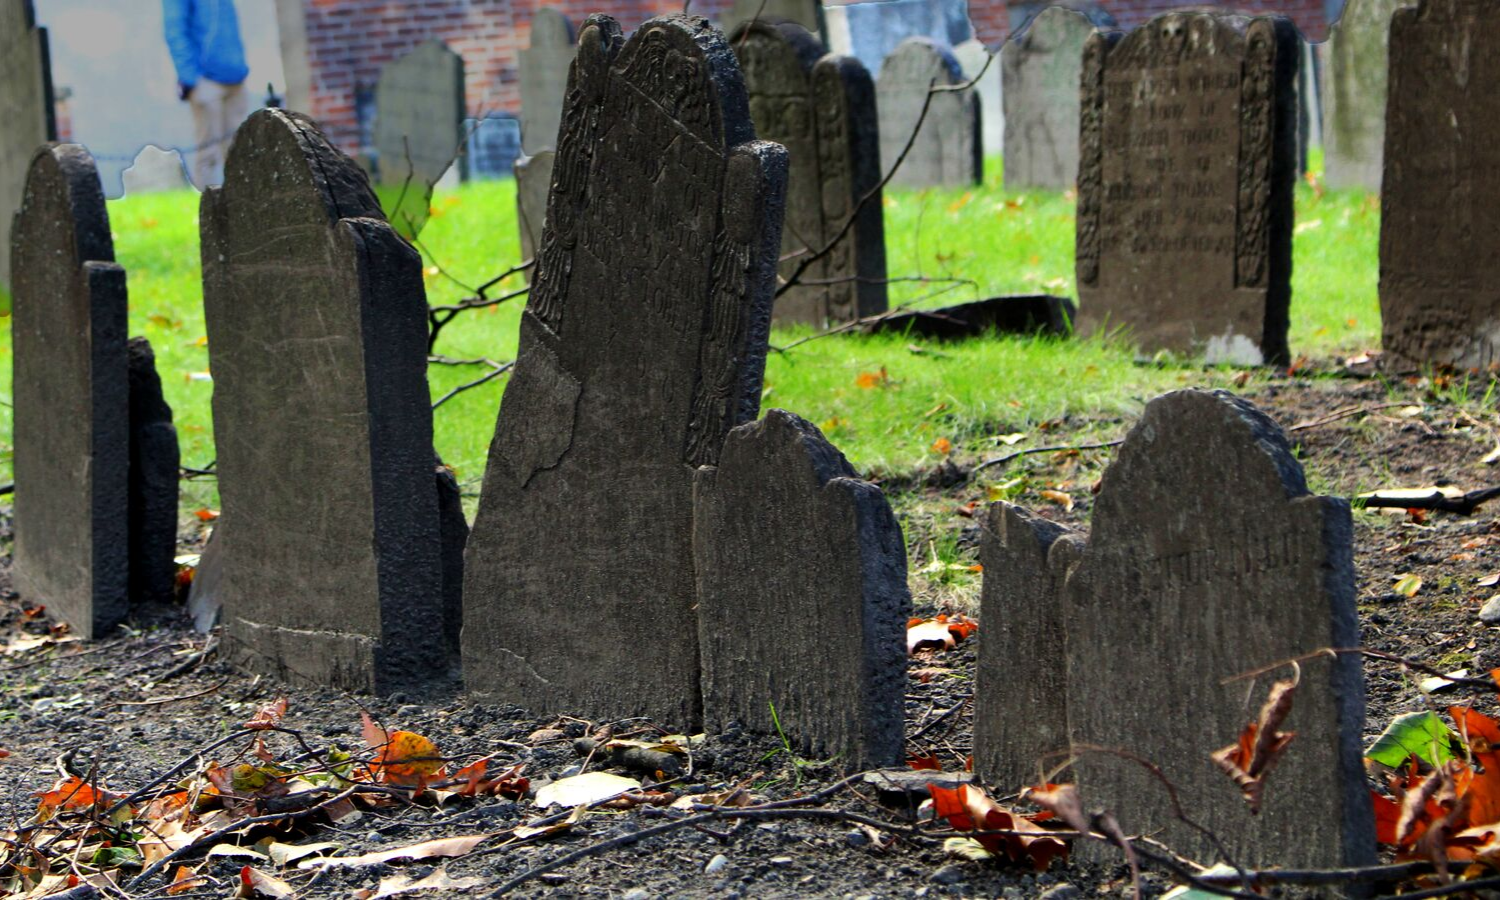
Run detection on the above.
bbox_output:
[432,361,515,411]
[1224,646,1499,694]
[1287,402,1409,432]
[1358,486,1500,515]
[115,677,229,708]
[973,439,1124,475]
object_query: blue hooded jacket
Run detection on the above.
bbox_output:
[163,0,250,89]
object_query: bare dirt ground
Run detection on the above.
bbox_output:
[0,364,1496,899]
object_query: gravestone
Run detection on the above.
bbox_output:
[1002,7,1108,190]
[695,410,909,767]
[519,9,576,155]
[1076,13,1299,364]
[202,108,455,692]
[464,115,522,179]
[1,0,55,293]
[122,146,193,196]
[876,37,981,189]
[127,337,181,605]
[373,40,465,238]
[10,144,129,639]
[723,0,826,41]
[864,293,1074,339]
[1379,0,1500,368]
[462,14,788,727]
[825,0,973,80]
[975,390,1373,869]
[953,40,1002,159]
[514,150,553,278]
[731,19,886,325]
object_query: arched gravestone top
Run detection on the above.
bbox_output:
[202,108,453,693]
[1075,12,1299,365]
[723,0,827,42]
[0,0,56,293]
[1002,6,1109,190]
[520,8,577,155]
[730,19,887,325]
[463,15,789,727]
[373,40,465,238]
[1378,0,1500,368]
[11,143,129,639]
[1322,0,1404,191]
[876,37,981,189]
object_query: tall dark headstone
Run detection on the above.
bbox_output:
[1380,0,1500,368]
[1076,13,1299,364]
[462,15,788,727]
[875,38,981,189]
[520,9,576,155]
[10,144,128,639]
[731,19,886,325]
[1,0,56,294]
[974,390,1374,869]
[127,337,181,606]
[1002,6,1108,190]
[1322,0,1404,190]
[202,108,454,693]
[695,410,909,767]
[373,40,466,239]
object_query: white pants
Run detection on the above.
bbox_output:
[190,79,250,187]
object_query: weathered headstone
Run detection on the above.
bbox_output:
[864,293,1074,339]
[695,409,909,767]
[975,389,1374,869]
[0,0,55,294]
[723,0,826,41]
[373,40,465,238]
[953,39,1002,159]
[10,144,129,639]
[1076,13,1299,364]
[519,9,576,155]
[825,0,973,79]
[1002,7,1108,190]
[464,115,522,179]
[876,37,981,189]
[1379,0,1500,368]
[514,150,553,279]
[127,337,181,605]
[732,19,886,325]
[462,15,788,726]
[122,146,193,196]
[202,108,455,692]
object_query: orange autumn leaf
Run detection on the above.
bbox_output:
[906,614,978,655]
[1450,707,1500,827]
[34,776,119,818]
[195,508,220,522]
[931,437,953,455]
[927,783,1069,871]
[1212,673,1297,814]
[361,713,444,787]
[1038,489,1073,511]
[168,866,206,895]
[906,754,942,771]
[855,367,889,389]
[245,697,288,730]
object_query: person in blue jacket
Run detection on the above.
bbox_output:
[163,0,251,187]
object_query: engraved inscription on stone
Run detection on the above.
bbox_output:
[1322,0,1404,190]
[520,8,576,155]
[463,15,788,728]
[732,20,886,325]
[1379,0,1500,368]
[1002,6,1106,190]
[876,38,981,189]
[1,0,55,292]
[373,40,466,238]
[1076,13,1298,364]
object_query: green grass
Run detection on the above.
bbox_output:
[0,152,1383,501]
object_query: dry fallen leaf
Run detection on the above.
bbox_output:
[299,834,496,869]
[1038,489,1073,511]
[906,615,978,655]
[245,698,288,731]
[167,866,205,895]
[1212,669,1298,813]
[371,867,484,898]
[535,772,641,808]
[237,866,294,898]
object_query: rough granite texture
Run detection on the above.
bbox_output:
[694,409,910,768]
[462,15,788,729]
[126,336,180,606]
[875,37,981,189]
[0,0,54,292]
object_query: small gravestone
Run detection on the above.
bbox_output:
[1379,0,1500,368]
[373,40,465,238]
[732,20,887,325]
[434,458,468,662]
[202,108,454,692]
[876,38,981,189]
[127,337,180,605]
[1076,13,1299,364]
[122,146,193,196]
[462,15,788,726]
[1002,7,1108,190]
[695,410,910,767]
[1323,0,1403,190]
[0,0,55,294]
[953,40,1002,159]
[723,0,826,41]
[975,389,1374,869]
[520,9,576,155]
[514,150,553,279]
[11,144,129,638]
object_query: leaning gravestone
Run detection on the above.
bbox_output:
[127,337,181,605]
[1379,0,1500,368]
[876,37,981,189]
[373,40,465,239]
[1076,13,1299,364]
[202,108,456,692]
[732,19,886,325]
[976,390,1374,868]
[1,0,55,294]
[1322,0,1404,190]
[519,9,576,155]
[695,410,910,767]
[1002,6,1108,190]
[463,14,788,726]
[514,150,553,280]
[11,144,129,639]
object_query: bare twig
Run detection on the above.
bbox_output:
[1358,486,1500,515]
[1287,402,1408,432]
[115,677,229,707]
[432,361,514,411]
[973,439,1123,475]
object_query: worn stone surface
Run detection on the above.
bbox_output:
[1002,7,1105,190]
[876,38,980,189]
[373,40,465,238]
[694,409,909,767]
[514,150,553,281]
[0,0,55,293]
[1322,0,1403,190]
[953,39,1002,159]
[723,0,825,41]
[520,8,576,155]
[825,0,973,81]
[202,108,453,693]
[864,294,1073,339]
[1379,0,1500,368]
[1076,13,1299,364]
[732,20,886,325]
[127,337,180,606]
[122,146,193,196]
[10,144,128,639]
[188,524,225,633]
[435,458,468,663]
[462,15,788,728]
